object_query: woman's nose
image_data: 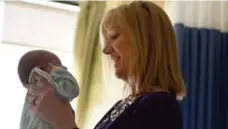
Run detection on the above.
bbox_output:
[102,44,113,55]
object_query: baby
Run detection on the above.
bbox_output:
[18,50,79,129]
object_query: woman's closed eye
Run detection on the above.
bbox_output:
[109,33,119,41]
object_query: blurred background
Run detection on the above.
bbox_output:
[0,1,227,129]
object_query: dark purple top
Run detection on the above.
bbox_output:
[94,91,183,129]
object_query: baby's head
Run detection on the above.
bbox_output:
[18,50,62,85]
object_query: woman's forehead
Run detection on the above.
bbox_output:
[104,18,120,30]
[104,21,124,36]
[106,26,120,35]
[102,12,123,31]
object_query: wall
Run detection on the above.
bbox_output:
[1,1,79,52]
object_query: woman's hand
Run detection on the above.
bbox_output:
[27,78,77,129]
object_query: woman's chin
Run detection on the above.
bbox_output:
[115,72,122,79]
[114,70,126,80]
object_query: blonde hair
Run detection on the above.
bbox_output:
[100,1,185,100]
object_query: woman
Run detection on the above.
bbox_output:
[28,1,185,129]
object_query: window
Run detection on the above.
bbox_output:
[53,1,79,6]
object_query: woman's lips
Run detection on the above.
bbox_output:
[111,56,120,62]
[113,57,120,67]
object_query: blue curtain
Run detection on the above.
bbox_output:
[174,23,228,129]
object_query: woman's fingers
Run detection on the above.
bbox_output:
[30,98,40,115]
[27,87,42,96]
[28,82,76,128]
[27,77,56,118]
[30,95,42,113]
[30,86,53,114]
[27,78,52,95]
[27,95,36,103]
[26,79,51,107]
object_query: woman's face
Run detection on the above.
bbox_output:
[102,23,132,80]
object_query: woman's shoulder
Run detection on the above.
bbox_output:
[109,91,180,113]
[137,91,178,104]
[134,91,181,111]
[128,91,183,128]
[95,91,183,129]
[111,91,182,129]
